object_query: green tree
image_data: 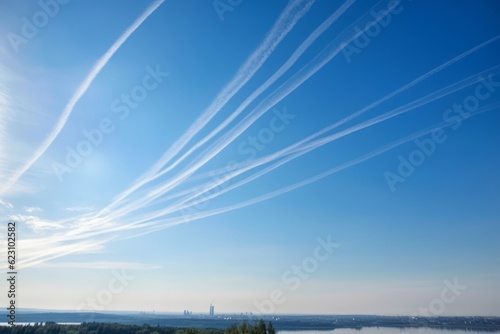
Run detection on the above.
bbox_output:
[255,320,266,334]
[266,323,275,334]
[224,324,238,334]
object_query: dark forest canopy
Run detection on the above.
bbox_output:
[0,320,276,334]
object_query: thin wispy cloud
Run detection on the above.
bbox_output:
[65,206,95,212]
[33,261,161,270]
[10,214,64,233]
[0,0,165,195]
[0,198,13,210]
[14,238,112,270]
[25,206,42,213]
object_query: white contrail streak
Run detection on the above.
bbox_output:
[0,0,165,194]
[19,94,499,268]
[15,98,499,268]
[10,0,318,267]
[166,36,500,187]
[305,35,500,135]
[91,52,500,228]
[100,0,316,214]
[122,67,500,223]
[167,23,498,206]
[95,65,495,229]
[114,103,500,237]
[12,4,500,269]
[13,238,114,270]
[91,0,412,221]
[148,0,357,181]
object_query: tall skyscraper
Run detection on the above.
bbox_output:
[209,304,214,316]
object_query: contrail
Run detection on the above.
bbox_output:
[19,80,500,269]
[161,35,500,188]
[0,0,165,194]
[129,102,500,236]
[167,25,498,203]
[13,4,500,268]
[89,0,404,223]
[270,65,500,164]
[96,57,500,226]
[125,67,500,222]
[100,0,316,214]
[302,35,500,137]
[147,0,357,181]
[12,238,114,270]
[16,103,499,268]
[19,1,496,260]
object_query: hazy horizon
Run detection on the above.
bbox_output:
[10,307,500,317]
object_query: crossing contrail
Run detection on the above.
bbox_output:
[94,103,500,240]
[147,0,357,181]
[12,3,500,269]
[0,0,165,195]
[118,67,500,223]
[12,83,500,267]
[14,99,499,269]
[100,0,316,215]
[89,0,404,223]
[170,35,500,188]
[86,56,500,228]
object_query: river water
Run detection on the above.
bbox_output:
[279,328,499,334]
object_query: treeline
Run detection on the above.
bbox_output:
[225,320,275,334]
[0,322,221,334]
[0,320,275,334]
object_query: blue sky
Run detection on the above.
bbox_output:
[0,0,499,316]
